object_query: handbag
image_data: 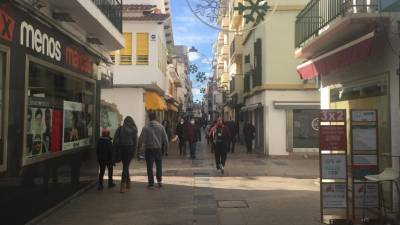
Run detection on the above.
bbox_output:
[113,127,122,163]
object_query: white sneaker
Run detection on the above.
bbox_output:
[220,164,224,174]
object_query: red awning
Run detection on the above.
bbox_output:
[297,32,375,80]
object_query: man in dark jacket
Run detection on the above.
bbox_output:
[185,118,201,159]
[114,116,138,193]
[139,111,168,188]
[211,118,230,174]
[243,121,256,153]
[175,118,186,156]
[96,129,115,190]
[225,120,238,153]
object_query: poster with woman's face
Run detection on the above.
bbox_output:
[62,101,90,151]
[27,107,52,157]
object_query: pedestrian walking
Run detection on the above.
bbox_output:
[113,116,138,193]
[175,118,186,156]
[96,128,115,190]
[211,118,230,174]
[225,120,238,153]
[243,121,256,153]
[185,118,201,159]
[208,120,217,152]
[161,119,171,156]
[138,111,168,188]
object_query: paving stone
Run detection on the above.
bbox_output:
[193,207,217,216]
[217,200,249,208]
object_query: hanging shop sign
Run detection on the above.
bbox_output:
[354,183,379,208]
[320,125,347,150]
[322,183,347,208]
[321,155,347,179]
[0,9,16,42]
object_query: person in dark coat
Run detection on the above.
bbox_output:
[175,118,186,156]
[225,121,238,153]
[243,121,256,153]
[96,129,115,190]
[211,118,231,174]
[185,118,201,159]
[114,116,138,193]
[161,120,171,156]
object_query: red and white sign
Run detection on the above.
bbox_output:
[322,183,347,208]
[320,125,347,150]
[320,110,346,122]
[65,47,93,75]
[354,183,379,208]
[0,9,15,42]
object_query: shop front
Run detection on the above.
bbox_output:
[0,3,101,224]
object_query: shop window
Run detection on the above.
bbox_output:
[26,62,95,161]
[293,109,319,148]
[0,52,5,170]
[120,33,132,65]
[136,33,149,65]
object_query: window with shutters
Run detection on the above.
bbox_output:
[136,33,149,65]
[120,33,132,65]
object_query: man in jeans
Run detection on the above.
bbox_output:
[138,111,169,188]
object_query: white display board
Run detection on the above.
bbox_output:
[322,183,347,208]
[352,126,377,151]
[354,183,379,208]
[321,155,347,179]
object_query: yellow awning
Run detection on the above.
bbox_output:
[167,103,178,112]
[144,92,166,111]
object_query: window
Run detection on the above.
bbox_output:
[110,51,116,64]
[292,109,319,148]
[136,33,149,65]
[0,51,6,171]
[120,33,132,65]
[26,62,95,162]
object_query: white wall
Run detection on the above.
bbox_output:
[101,88,146,133]
[113,21,167,91]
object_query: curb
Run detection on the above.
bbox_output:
[25,181,97,225]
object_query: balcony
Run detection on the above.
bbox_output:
[230,0,243,30]
[294,0,388,59]
[48,0,124,50]
[220,44,229,57]
[230,35,243,59]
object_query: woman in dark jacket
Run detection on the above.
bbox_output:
[175,118,186,156]
[114,116,138,193]
[161,120,171,156]
[96,129,115,190]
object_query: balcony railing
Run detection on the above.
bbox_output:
[92,0,123,32]
[295,0,379,48]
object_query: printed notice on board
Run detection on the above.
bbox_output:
[322,183,347,208]
[352,126,377,151]
[321,155,347,179]
[352,110,376,122]
[354,183,379,208]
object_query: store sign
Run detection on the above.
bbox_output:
[354,183,379,208]
[321,155,347,179]
[65,47,93,75]
[352,110,377,122]
[20,21,62,61]
[320,110,346,122]
[322,183,347,208]
[0,9,15,41]
[320,125,347,150]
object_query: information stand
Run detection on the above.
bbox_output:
[320,110,349,224]
[350,110,379,222]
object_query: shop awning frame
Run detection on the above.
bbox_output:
[273,101,320,109]
[297,32,375,80]
[241,103,263,112]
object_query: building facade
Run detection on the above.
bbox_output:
[0,0,123,224]
[295,0,400,220]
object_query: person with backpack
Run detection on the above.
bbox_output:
[113,116,138,193]
[211,118,231,174]
[96,128,115,190]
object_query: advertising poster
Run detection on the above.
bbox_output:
[352,155,378,179]
[322,183,347,208]
[320,125,347,150]
[26,107,52,157]
[354,183,379,208]
[352,110,377,122]
[50,109,62,152]
[321,155,347,179]
[320,110,346,122]
[62,101,90,151]
[352,126,377,151]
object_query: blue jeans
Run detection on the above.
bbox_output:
[145,149,162,185]
[189,142,197,159]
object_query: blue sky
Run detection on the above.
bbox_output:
[171,1,218,102]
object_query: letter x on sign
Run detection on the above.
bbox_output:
[0,9,15,42]
[320,110,345,122]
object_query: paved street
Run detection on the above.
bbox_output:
[38,135,322,225]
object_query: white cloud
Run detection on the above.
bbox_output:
[192,88,201,95]
[188,52,200,61]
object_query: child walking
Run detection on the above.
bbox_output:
[96,129,116,190]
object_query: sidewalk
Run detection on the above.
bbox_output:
[37,135,322,225]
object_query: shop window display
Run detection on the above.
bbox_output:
[293,109,319,148]
[0,52,4,167]
[26,62,94,160]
